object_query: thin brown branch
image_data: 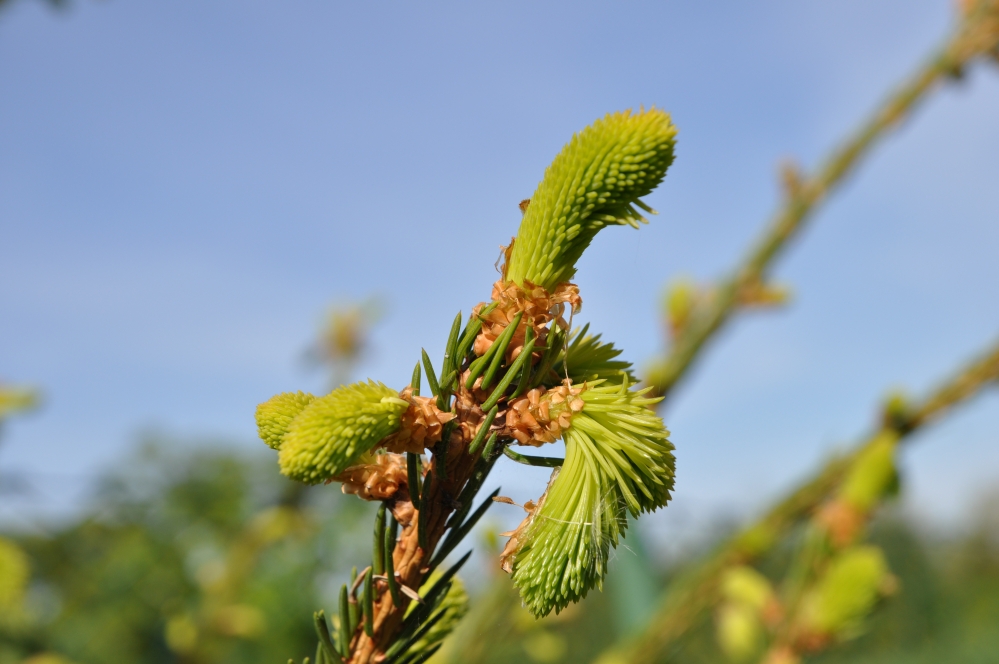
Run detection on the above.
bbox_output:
[598,334,999,664]
[645,3,999,403]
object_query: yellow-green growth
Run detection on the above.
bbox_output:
[21,655,77,664]
[0,386,38,424]
[716,603,765,662]
[732,523,779,558]
[715,567,774,661]
[554,325,634,385]
[721,566,774,612]
[665,278,697,333]
[0,536,30,610]
[405,571,469,657]
[277,380,408,484]
[838,431,899,512]
[510,379,674,617]
[256,391,316,450]
[800,545,891,638]
[506,109,677,289]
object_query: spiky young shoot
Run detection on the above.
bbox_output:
[554,324,635,385]
[510,379,674,617]
[505,109,677,290]
[256,391,316,450]
[275,380,409,484]
[252,109,679,661]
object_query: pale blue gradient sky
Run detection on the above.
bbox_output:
[1,0,997,534]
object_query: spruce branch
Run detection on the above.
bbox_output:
[597,334,999,664]
[717,429,903,661]
[256,109,678,662]
[644,2,999,402]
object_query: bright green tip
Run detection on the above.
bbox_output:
[256,391,316,450]
[506,108,678,290]
[510,379,675,617]
[554,324,635,386]
[277,380,407,485]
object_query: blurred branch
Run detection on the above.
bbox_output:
[598,334,999,664]
[305,298,383,389]
[0,385,39,426]
[645,1,999,403]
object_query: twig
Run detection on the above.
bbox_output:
[645,4,999,403]
[598,335,999,664]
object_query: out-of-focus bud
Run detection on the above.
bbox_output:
[246,506,307,545]
[665,278,698,338]
[880,390,911,432]
[815,500,866,549]
[798,545,894,641]
[721,566,775,613]
[523,630,569,663]
[0,385,39,423]
[717,603,765,662]
[211,603,266,639]
[779,159,805,199]
[165,614,199,654]
[733,523,779,558]
[737,279,792,309]
[838,431,899,513]
[761,646,801,664]
[716,567,780,661]
[276,380,409,485]
[816,430,900,547]
[505,109,677,290]
[0,536,29,610]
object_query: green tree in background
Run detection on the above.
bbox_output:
[0,303,380,664]
[1,438,377,664]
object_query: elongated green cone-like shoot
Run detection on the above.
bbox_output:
[506,109,677,289]
[510,379,675,617]
[277,380,409,484]
[256,391,316,450]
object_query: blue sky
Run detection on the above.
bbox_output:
[1,0,997,536]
